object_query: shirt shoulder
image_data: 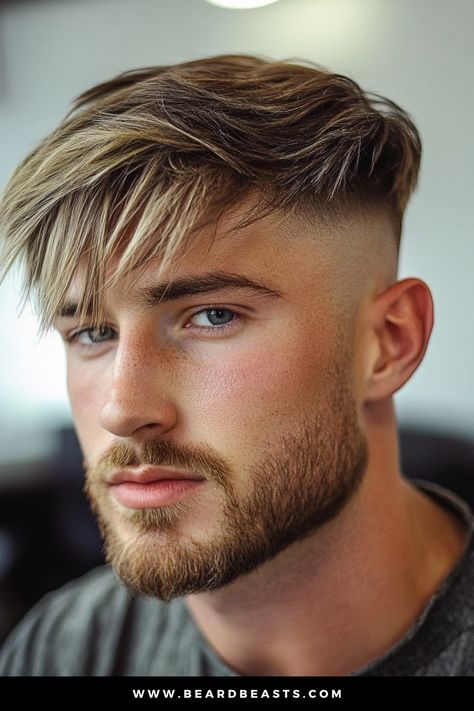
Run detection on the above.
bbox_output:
[0,566,206,676]
[420,625,474,675]
[0,566,132,675]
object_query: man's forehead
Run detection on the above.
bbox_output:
[59,203,393,316]
[64,208,299,304]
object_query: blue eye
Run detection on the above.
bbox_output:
[68,326,116,347]
[186,307,243,336]
[193,309,234,326]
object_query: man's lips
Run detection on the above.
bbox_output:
[108,466,206,509]
[109,466,205,485]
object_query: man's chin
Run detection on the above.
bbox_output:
[102,523,238,601]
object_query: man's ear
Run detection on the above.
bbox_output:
[364,278,434,403]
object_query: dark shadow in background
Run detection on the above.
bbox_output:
[0,425,473,644]
[0,428,103,643]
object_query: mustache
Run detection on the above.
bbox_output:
[84,438,231,487]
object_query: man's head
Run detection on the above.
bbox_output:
[0,55,430,600]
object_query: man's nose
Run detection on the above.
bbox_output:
[98,337,178,439]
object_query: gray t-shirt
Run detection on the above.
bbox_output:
[1,480,473,676]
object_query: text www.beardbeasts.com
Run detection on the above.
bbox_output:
[132,688,343,700]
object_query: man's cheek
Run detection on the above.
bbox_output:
[67,369,107,448]
[186,345,325,433]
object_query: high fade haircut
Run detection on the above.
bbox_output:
[0,54,421,335]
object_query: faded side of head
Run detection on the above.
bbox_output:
[0,54,421,334]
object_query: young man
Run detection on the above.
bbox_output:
[0,55,472,677]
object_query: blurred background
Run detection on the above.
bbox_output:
[0,0,473,643]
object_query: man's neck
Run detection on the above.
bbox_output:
[185,470,468,676]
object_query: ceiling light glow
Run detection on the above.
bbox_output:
[205,0,280,9]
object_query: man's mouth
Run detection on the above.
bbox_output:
[108,466,206,508]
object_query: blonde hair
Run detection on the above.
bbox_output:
[0,54,421,334]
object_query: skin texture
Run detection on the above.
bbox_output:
[54,202,468,675]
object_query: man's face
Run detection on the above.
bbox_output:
[55,207,373,600]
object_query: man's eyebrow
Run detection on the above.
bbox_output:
[136,271,284,306]
[55,271,283,319]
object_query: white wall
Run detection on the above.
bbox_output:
[0,0,473,461]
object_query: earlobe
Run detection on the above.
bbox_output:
[364,278,434,402]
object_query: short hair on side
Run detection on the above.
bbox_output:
[0,54,421,334]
